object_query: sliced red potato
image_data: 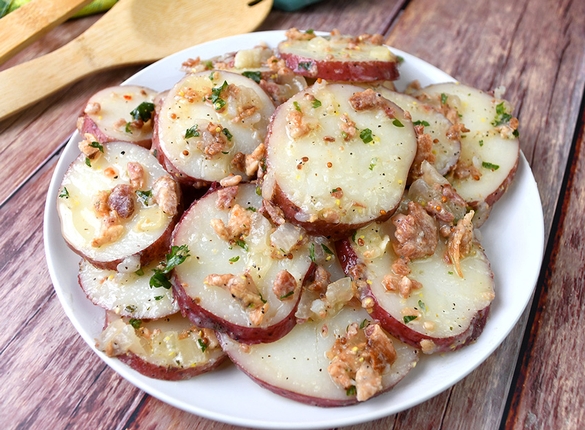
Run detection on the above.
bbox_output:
[277,29,399,82]
[77,85,158,148]
[181,45,308,106]
[172,183,314,344]
[336,193,495,353]
[78,259,178,319]
[262,81,417,238]
[56,141,181,270]
[375,88,461,181]
[96,312,227,381]
[412,82,520,222]
[219,304,419,406]
[154,70,275,186]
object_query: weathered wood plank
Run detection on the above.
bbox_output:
[504,105,585,429]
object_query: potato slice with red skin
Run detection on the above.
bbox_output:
[336,208,495,353]
[96,312,227,381]
[278,30,399,82]
[77,85,158,149]
[412,82,520,224]
[153,70,275,187]
[56,141,181,270]
[219,305,418,406]
[172,183,314,344]
[78,259,178,319]
[262,81,417,239]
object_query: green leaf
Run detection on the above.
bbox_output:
[280,291,294,299]
[150,245,190,289]
[229,256,240,263]
[59,187,69,199]
[418,300,426,311]
[312,99,322,108]
[136,190,152,206]
[222,127,233,141]
[197,338,208,352]
[360,128,373,144]
[241,71,262,84]
[321,244,334,255]
[130,102,155,122]
[129,318,142,329]
[85,157,92,167]
[440,93,448,105]
[403,315,417,324]
[482,161,500,171]
[492,102,513,126]
[211,80,229,110]
[293,101,301,112]
[392,118,404,127]
[298,61,313,71]
[185,124,200,138]
[346,385,357,396]
[413,120,430,127]
[89,141,104,152]
[309,243,316,263]
[236,239,248,252]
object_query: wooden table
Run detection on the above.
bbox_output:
[1,0,584,428]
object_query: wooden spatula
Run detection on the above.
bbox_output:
[0,0,273,121]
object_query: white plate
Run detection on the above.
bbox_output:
[44,30,545,429]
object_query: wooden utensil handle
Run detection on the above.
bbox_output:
[0,0,94,65]
[0,37,99,121]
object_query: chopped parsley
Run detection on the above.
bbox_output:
[492,102,513,126]
[154,295,164,301]
[293,101,301,112]
[241,71,262,84]
[135,268,145,276]
[222,127,233,141]
[88,141,104,152]
[197,338,208,353]
[130,102,155,122]
[309,243,316,263]
[360,128,373,144]
[440,93,448,105]
[229,256,240,263]
[346,385,357,396]
[185,124,200,138]
[85,157,92,167]
[280,291,294,300]
[479,139,484,146]
[312,98,322,108]
[129,318,142,329]
[413,120,430,127]
[136,189,153,206]
[392,118,404,127]
[418,300,426,311]
[150,245,190,289]
[211,80,229,110]
[236,239,248,251]
[59,187,69,199]
[321,244,334,256]
[403,315,418,324]
[298,61,313,71]
[482,161,500,171]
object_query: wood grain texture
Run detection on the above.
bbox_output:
[504,103,585,429]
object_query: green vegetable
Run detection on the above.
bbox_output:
[312,99,322,108]
[211,81,229,110]
[242,71,262,84]
[150,245,190,289]
[392,118,404,127]
[85,157,92,167]
[403,315,417,324]
[136,190,152,206]
[482,161,500,171]
[222,128,233,141]
[440,93,448,105]
[197,338,208,353]
[89,141,104,152]
[413,120,430,127]
[130,102,155,122]
[229,256,240,263]
[59,187,69,199]
[293,101,302,112]
[360,128,373,144]
[129,318,142,329]
[492,102,513,126]
[185,125,200,138]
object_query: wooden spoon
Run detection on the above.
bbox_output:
[0,0,273,121]
[0,0,93,65]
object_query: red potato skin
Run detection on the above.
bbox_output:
[117,350,228,381]
[335,238,491,353]
[278,49,400,82]
[172,278,302,345]
[78,114,152,149]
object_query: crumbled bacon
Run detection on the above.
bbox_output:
[84,102,101,115]
[446,211,475,277]
[357,33,385,45]
[107,184,135,219]
[152,176,179,216]
[446,123,470,141]
[127,162,145,189]
[382,271,422,298]
[219,174,242,187]
[245,143,266,177]
[349,89,396,119]
[327,322,396,402]
[91,211,124,248]
[286,108,314,139]
[306,265,332,294]
[210,204,252,242]
[230,152,246,172]
[339,114,357,141]
[285,27,316,41]
[93,190,111,217]
[409,127,435,182]
[261,199,286,225]
[78,133,102,161]
[272,270,297,300]
[216,186,239,210]
[452,159,482,181]
[197,122,230,158]
[392,201,438,259]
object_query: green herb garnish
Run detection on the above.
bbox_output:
[129,318,142,329]
[229,256,240,263]
[89,141,104,152]
[280,291,294,300]
[482,161,500,171]
[197,338,208,352]
[392,118,404,127]
[136,189,152,206]
[293,101,301,112]
[222,127,233,141]
[211,80,229,110]
[242,71,262,84]
[59,187,69,199]
[440,93,448,105]
[360,128,373,144]
[150,245,190,289]
[492,102,513,126]
[236,239,248,251]
[346,386,357,396]
[403,315,418,324]
[298,61,313,71]
[130,102,155,122]
[85,157,92,167]
[312,98,322,108]
[413,120,430,127]
[309,243,316,263]
[185,124,200,138]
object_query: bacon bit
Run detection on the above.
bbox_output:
[285,27,316,41]
[183,87,203,103]
[272,270,297,300]
[447,123,470,141]
[181,57,201,69]
[349,89,396,119]
[420,339,438,354]
[245,143,266,177]
[446,211,475,277]
[152,176,179,216]
[219,174,242,187]
[78,133,102,161]
[230,152,246,172]
[199,328,220,350]
[392,201,438,259]
[409,129,435,182]
[339,113,357,141]
[452,159,482,181]
[84,102,101,115]
[306,265,332,294]
[234,105,258,123]
[92,211,124,247]
[286,109,314,139]
[330,187,343,199]
[197,122,230,158]
[127,162,145,189]
[210,204,252,242]
[326,322,396,402]
[108,184,135,219]
[382,272,422,298]
[357,33,385,45]
[104,167,118,179]
[216,186,239,210]
[319,208,340,223]
[323,135,336,142]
